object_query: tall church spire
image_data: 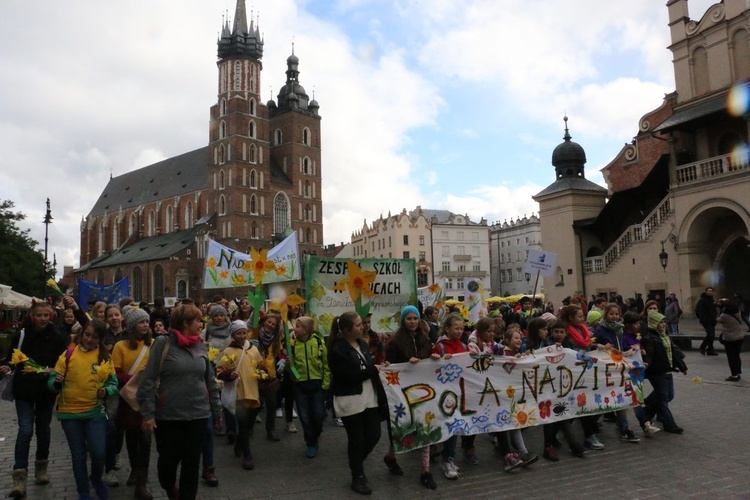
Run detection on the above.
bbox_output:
[232,0,248,36]
[218,0,263,60]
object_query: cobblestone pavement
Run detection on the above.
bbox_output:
[1,342,748,499]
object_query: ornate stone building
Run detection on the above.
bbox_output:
[535,0,750,311]
[76,0,324,303]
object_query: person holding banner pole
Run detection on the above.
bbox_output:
[328,312,384,495]
[384,305,438,490]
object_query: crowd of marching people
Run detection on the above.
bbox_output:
[0,287,745,499]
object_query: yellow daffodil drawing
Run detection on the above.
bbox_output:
[333,260,376,303]
[206,256,217,269]
[242,247,277,285]
[428,284,441,294]
[332,260,376,318]
[269,293,307,322]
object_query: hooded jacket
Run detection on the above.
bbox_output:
[290,333,330,390]
[695,292,717,326]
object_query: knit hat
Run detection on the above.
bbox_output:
[541,312,557,327]
[586,310,602,325]
[400,305,420,321]
[229,320,248,335]
[647,310,666,330]
[124,307,149,328]
[209,305,228,318]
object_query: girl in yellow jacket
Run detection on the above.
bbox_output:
[48,318,118,500]
[216,321,264,470]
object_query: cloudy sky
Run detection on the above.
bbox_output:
[0,0,719,275]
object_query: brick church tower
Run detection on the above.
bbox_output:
[209,0,323,254]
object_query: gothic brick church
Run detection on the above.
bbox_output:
[76,0,324,303]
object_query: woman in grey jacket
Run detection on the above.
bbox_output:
[137,304,222,500]
[717,300,744,381]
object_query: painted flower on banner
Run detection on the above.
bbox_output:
[276,264,287,276]
[206,256,217,269]
[576,351,595,370]
[512,403,537,427]
[436,363,463,384]
[616,393,624,405]
[506,386,516,399]
[577,393,587,407]
[401,434,416,448]
[497,409,512,426]
[394,403,407,421]
[332,260,376,304]
[538,400,552,419]
[242,247,277,285]
[219,270,229,280]
[628,361,646,384]
[385,371,401,385]
[594,393,602,405]
[425,412,435,425]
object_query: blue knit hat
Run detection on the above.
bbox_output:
[400,305,420,321]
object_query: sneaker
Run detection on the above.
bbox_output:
[384,455,404,476]
[255,415,262,424]
[543,445,559,462]
[333,417,344,427]
[726,375,741,382]
[242,455,254,470]
[570,443,586,458]
[286,422,298,433]
[305,445,317,458]
[642,421,661,434]
[503,452,522,472]
[91,480,109,500]
[275,408,283,418]
[664,426,684,434]
[464,449,479,465]
[292,408,298,418]
[584,435,605,450]
[419,472,437,490]
[104,470,120,487]
[351,475,372,495]
[619,429,640,443]
[519,452,538,467]
[442,460,459,480]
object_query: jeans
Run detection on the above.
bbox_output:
[105,419,124,472]
[724,339,743,376]
[699,323,716,353]
[154,419,206,500]
[441,435,458,462]
[634,373,677,430]
[13,397,55,470]
[294,380,326,446]
[341,408,381,477]
[60,417,107,496]
[235,404,261,457]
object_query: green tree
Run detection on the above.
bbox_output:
[0,200,50,297]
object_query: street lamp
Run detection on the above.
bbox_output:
[659,223,677,271]
[659,244,668,271]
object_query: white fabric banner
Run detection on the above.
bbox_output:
[203,232,300,288]
[379,346,645,453]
